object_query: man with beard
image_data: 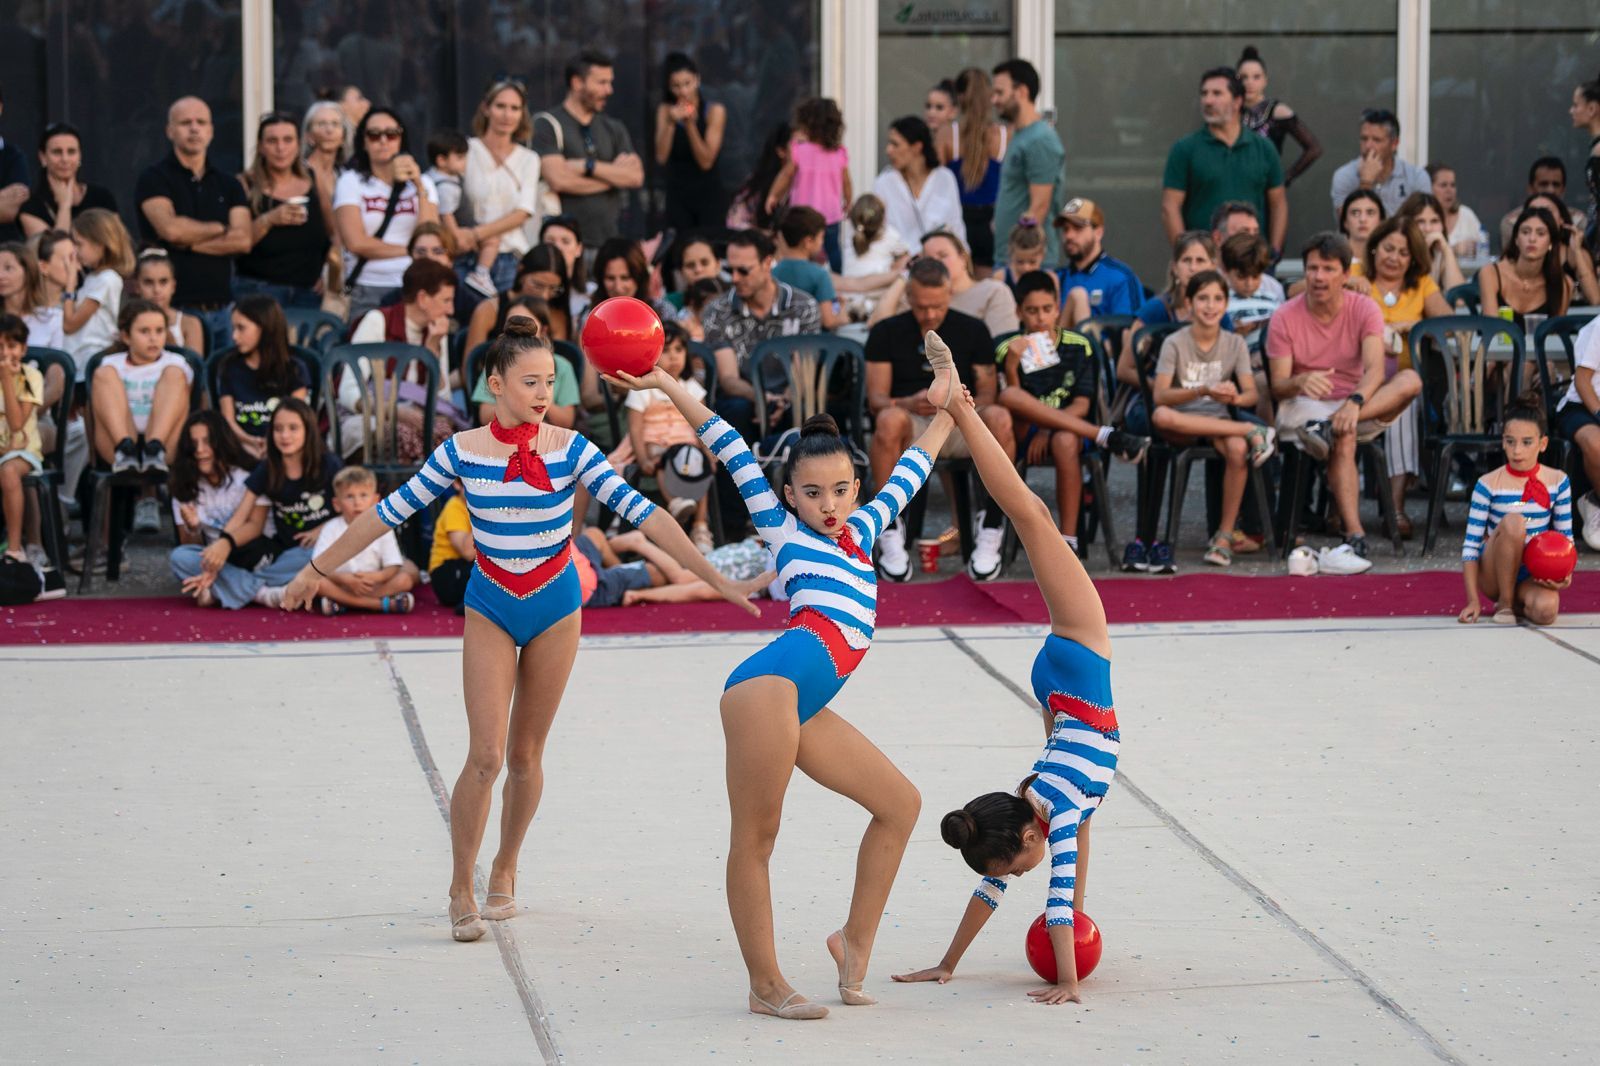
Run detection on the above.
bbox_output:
[1162,67,1286,257]
[991,59,1064,270]
[534,51,645,251]
[1052,197,1144,317]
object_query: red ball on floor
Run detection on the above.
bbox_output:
[580,296,665,378]
[1025,910,1102,983]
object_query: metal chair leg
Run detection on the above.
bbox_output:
[81,476,110,593]
[1281,448,1307,558]
[1166,452,1199,546]
[1249,466,1276,554]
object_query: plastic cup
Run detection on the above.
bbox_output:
[915,538,941,573]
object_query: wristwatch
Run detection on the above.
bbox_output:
[1346,392,1365,407]
[584,156,596,177]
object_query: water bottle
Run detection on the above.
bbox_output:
[1474,228,1490,262]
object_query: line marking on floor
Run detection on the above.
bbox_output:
[1526,625,1600,666]
[375,640,564,1065]
[939,626,1465,1066]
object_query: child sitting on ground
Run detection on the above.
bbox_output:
[428,479,473,610]
[423,129,500,298]
[0,314,44,565]
[995,270,1149,554]
[607,321,715,551]
[309,465,418,614]
[1150,270,1276,568]
[1459,403,1573,626]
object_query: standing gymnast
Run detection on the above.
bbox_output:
[282,320,764,941]
[605,334,959,1020]
[893,350,1118,1005]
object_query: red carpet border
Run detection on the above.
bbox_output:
[7,570,1592,646]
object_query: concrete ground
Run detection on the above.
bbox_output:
[5,616,1596,1064]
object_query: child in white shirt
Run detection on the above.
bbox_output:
[309,465,418,614]
[424,129,499,298]
[63,209,135,373]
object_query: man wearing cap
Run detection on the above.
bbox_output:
[1053,197,1145,317]
[1162,67,1287,256]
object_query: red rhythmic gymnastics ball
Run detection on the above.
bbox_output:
[1025,911,1102,983]
[1523,530,1577,583]
[580,296,665,378]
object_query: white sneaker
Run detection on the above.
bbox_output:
[465,266,497,297]
[1287,545,1319,576]
[1578,492,1600,552]
[133,497,161,533]
[1315,543,1373,575]
[25,543,49,572]
[253,584,287,609]
[875,521,912,582]
[968,514,1005,581]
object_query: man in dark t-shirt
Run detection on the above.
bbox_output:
[865,257,1016,582]
[0,88,31,243]
[135,96,251,353]
[532,51,643,250]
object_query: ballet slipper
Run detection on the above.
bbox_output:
[1492,607,1517,625]
[483,877,518,921]
[450,898,488,942]
[749,988,829,1020]
[923,330,958,410]
[829,929,876,1006]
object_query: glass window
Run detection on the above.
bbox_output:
[1054,1,1397,282]
[876,0,1012,168]
[1429,0,1598,254]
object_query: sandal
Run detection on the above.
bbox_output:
[1245,425,1277,467]
[1203,535,1233,567]
[1229,529,1263,554]
[749,989,828,1021]
[830,929,876,1006]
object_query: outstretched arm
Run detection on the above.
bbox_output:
[891,891,1000,985]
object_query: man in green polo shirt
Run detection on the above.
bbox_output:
[1161,66,1286,256]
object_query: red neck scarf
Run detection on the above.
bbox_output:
[834,526,869,565]
[490,419,553,490]
[1508,464,1550,510]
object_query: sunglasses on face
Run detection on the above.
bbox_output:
[365,128,403,142]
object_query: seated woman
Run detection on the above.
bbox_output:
[1514,194,1600,306]
[664,236,723,313]
[1364,216,1452,538]
[464,244,573,352]
[217,295,311,461]
[1395,192,1465,290]
[869,229,1016,339]
[1149,271,1274,568]
[539,214,592,321]
[341,258,462,463]
[1479,206,1573,330]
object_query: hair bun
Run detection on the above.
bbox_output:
[1239,45,1261,63]
[940,809,978,849]
[501,317,542,339]
[799,413,840,439]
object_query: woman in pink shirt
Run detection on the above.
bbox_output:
[766,98,852,271]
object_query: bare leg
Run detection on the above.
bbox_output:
[622,579,720,605]
[870,407,913,493]
[488,610,583,900]
[1051,431,1082,536]
[1574,427,1600,493]
[1214,436,1248,535]
[720,675,817,1013]
[1326,430,1363,537]
[1356,368,1421,423]
[90,366,136,461]
[450,610,520,926]
[1151,407,1253,439]
[316,571,418,611]
[145,365,190,454]
[1517,581,1560,626]
[0,459,26,556]
[1481,515,1526,616]
[1062,286,1091,329]
[609,527,694,583]
[949,397,1108,656]
[797,709,920,1005]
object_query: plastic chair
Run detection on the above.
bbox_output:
[21,348,75,570]
[163,345,208,410]
[1443,282,1481,315]
[324,342,441,485]
[283,308,348,357]
[204,345,323,410]
[748,334,870,455]
[1123,323,1183,548]
[1411,315,1523,554]
[1529,315,1591,465]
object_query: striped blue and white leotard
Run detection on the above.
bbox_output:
[973,635,1120,928]
[698,414,933,722]
[376,427,656,645]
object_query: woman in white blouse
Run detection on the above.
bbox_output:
[461,79,542,294]
[871,116,964,250]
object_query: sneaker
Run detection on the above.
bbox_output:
[382,592,415,614]
[1287,545,1319,576]
[35,566,66,601]
[1062,533,1080,557]
[1106,429,1150,464]
[1316,543,1373,575]
[1344,534,1370,559]
[1203,535,1232,567]
[1578,492,1600,552]
[668,497,697,528]
[24,543,49,571]
[1147,540,1176,574]
[875,520,912,582]
[465,267,497,297]
[1246,425,1277,467]
[968,515,1005,581]
[691,522,714,554]
[112,438,140,476]
[253,584,287,609]
[1297,420,1332,462]
[1120,538,1149,573]
[1446,474,1470,501]
[140,440,169,478]
[133,496,162,533]
[317,596,345,616]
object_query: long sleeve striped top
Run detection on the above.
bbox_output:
[698,415,932,649]
[1461,467,1572,562]
[375,430,656,574]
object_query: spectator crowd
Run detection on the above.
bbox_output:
[0,50,1596,623]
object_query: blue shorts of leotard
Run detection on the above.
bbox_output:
[725,626,851,724]
[464,556,582,647]
[1031,633,1119,739]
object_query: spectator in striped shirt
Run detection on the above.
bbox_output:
[1459,403,1573,626]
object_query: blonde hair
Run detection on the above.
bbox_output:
[922,229,975,282]
[408,220,457,259]
[71,208,136,277]
[472,80,533,143]
[952,67,993,191]
[849,194,887,256]
[1007,221,1045,254]
[333,465,377,492]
